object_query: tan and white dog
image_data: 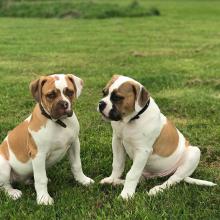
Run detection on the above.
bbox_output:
[98,75,216,199]
[0,74,94,205]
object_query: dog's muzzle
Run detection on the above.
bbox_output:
[98,100,122,121]
[109,106,122,121]
[51,100,73,119]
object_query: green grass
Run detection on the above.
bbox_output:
[0,0,220,219]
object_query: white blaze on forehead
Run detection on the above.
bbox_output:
[53,74,67,89]
[109,76,141,92]
[53,74,71,111]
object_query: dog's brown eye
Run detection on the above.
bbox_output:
[65,89,74,97]
[111,93,124,102]
[46,91,56,99]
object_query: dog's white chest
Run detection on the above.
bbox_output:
[9,115,79,177]
[112,122,142,160]
[44,127,73,167]
[32,118,77,165]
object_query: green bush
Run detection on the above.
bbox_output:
[0,0,160,19]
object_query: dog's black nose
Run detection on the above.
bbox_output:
[99,101,106,112]
[60,100,69,110]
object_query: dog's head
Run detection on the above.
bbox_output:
[30,74,83,119]
[98,75,149,122]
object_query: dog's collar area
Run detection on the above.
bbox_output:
[130,99,150,122]
[39,103,67,128]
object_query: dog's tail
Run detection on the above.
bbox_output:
[184,177,217,186]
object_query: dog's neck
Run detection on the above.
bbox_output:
[120,98,151,124]
[130,99,150,122]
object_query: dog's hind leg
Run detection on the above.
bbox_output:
[148,146,215,196]
[0,156,22,200]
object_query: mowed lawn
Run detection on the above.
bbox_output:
[0,0,220,219]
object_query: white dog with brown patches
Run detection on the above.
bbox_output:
[98,75,216,199]
[0,74,94,205]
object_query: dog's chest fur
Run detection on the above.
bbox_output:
[32,116,78,165]
[111,114,162,160]
[112,122,135,159]
[8,114,79,177]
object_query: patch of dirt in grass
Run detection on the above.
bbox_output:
[131,50,178,57]
[201,147,220,168]
[186,78,220,90]
[168,116,188,126]
[61,11,81,19]
[131,43,220,58]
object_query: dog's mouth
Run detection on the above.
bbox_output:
[100,112,111,122]
[97,104,122,122]
[52,109,73,120]
[100,111,122,122]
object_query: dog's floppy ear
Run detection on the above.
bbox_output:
[29,76,47,102]
[67,74,83,98]
[133,83,149,112]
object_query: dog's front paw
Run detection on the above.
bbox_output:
[119,190,135,200]
[100,177,124,186]
[78,176,94,186]
[7,189,22,200]
[37,193,54,205]
[148,185,163,196]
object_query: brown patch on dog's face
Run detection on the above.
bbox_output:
[40,76,63,118]
[0,140,9,160]
[110,81,149,118]
[152,120,179,157]
[111,81,137,117]
[8,120,38,163]
[102,75,120,97]
[65,75,77,100]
